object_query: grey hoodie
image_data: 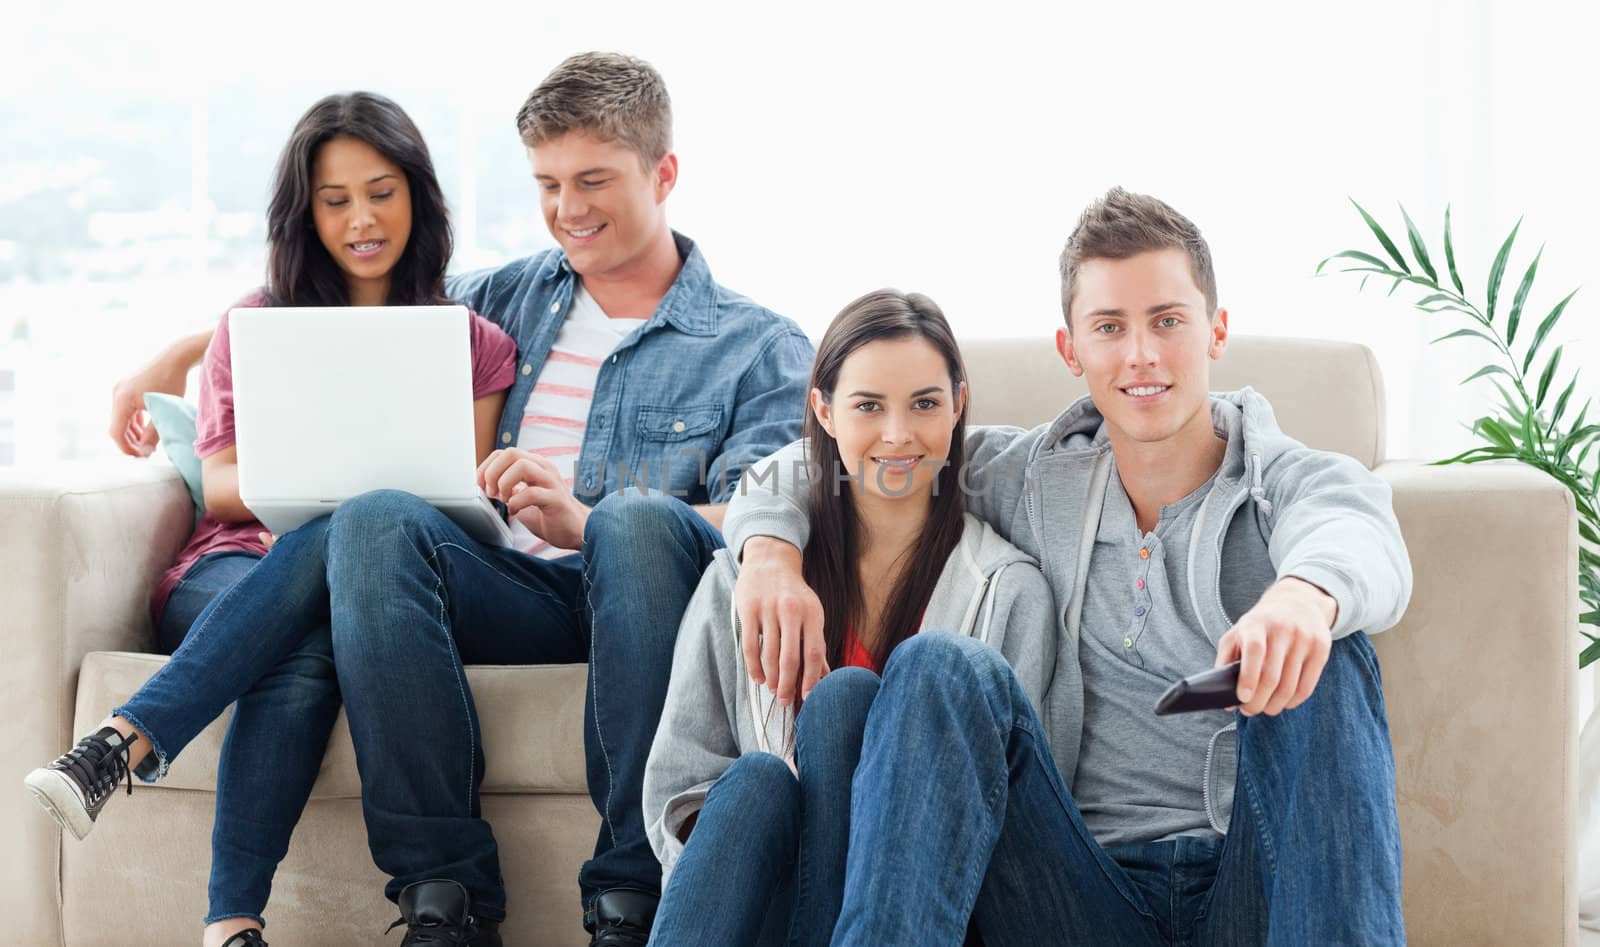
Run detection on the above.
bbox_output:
[723,388,1413,830]
[644,513,1057,882]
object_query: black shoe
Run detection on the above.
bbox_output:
[219,931,268,947]
[23,726,137,841]
[388,879,502,946]
[588,889,657,947]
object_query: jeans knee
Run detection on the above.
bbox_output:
[329,489,435,551]
[881,631,1016,716]
[886,631,1001,683]
[716,752,802,811]
[584,492,698,554]
[1292,631,1386,725]
[798,667,880,739]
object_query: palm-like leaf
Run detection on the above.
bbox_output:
[1324,201,1597,666]
[1444,205,1466,295]
[1486,219,1523,324]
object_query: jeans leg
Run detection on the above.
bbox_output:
[116,519,333,780]
[651,753,801,947]
[579,493,724,911]
[156,547,331,927]
[789,667,879,947]
[1195,631,1404,946]
[835,632,1161,947]
[326,490,587,922]
[205,621,341,926]
[155,551,263,655]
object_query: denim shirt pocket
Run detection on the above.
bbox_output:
[629,403,726,498]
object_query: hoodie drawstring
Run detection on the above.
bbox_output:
[1247,450,1274,517]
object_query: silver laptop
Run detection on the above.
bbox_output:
[228,305,513,547]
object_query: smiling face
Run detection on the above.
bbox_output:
[528,130,676,280]
[811,336,965,504]
[310,135,412,305]
[1058,247,1228,448]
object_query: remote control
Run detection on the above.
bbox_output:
[1154,661,1242,716]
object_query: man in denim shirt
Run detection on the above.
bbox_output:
[107,53,811,947]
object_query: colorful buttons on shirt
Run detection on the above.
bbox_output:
[1135,606,1147,617]
[1123,636,1133,649]
[1139,548,1151,560]
[1136,578,1145,590]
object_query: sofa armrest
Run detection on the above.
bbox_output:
[1375,459,1578,946]
[0,461,192,947]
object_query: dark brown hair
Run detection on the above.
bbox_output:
[802,290,969,673]
[515,51,672,167]
[265,92,451,307]
[1058,186,1217,331]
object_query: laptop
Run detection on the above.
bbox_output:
[228,305,514,547]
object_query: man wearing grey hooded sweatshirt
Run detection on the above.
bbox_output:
[724,188,1412,946]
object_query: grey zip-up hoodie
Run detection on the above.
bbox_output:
[644,513,1057,883]
[724,388,1413,833]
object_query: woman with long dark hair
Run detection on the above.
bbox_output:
[642,289,1057,945]
[25,92,516,947]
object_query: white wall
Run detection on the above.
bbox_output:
[2,0,1597,466]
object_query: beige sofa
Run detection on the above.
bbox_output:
[2,336,1578,946]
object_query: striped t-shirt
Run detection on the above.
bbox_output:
[513,282,646,558]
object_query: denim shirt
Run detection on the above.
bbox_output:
[446,231,814,506]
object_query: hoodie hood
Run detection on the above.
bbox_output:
[1030,387,1305,516]
[923,514,1041,641]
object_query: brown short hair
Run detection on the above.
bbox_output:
[515,52,673,166]
[1058,187,1217,331]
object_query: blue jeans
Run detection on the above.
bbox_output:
[156,552,260,654]
[834,632,1404,947]
[323,489,721,924]
[119,490,718,927]
[651,668,880,946]
[131,538,342,928]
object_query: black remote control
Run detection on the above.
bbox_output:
[1154,661,1242,716]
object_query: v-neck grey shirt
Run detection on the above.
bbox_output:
[1072,415,1272,847]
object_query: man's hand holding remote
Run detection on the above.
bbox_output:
[1213,577,1338,717]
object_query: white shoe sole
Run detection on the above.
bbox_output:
[23,767,95,841]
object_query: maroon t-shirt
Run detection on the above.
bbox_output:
[150,290,518,622]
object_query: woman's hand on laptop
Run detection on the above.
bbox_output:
[477,448,589,551]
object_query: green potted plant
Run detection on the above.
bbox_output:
[1321,203,1600,665]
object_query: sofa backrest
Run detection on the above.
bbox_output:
[958,335,1387,469]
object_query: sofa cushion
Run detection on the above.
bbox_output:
[74,652,590,797]
[143,393,205,519]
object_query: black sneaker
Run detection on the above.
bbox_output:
[23,726,137,841]
[219,931,268,947]
[388,879,502,946]
[588,889,657,947]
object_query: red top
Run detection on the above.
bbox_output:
[841,609,927,674]
[842,628,881,673]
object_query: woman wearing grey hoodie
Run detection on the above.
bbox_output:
[643,291,1057,946]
